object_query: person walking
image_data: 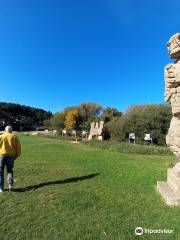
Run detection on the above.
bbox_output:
[0,126,21,192]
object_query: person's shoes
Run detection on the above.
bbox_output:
[0,189,3,193]
[8,185,14,191]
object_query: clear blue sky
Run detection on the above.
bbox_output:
[0,0,179,113]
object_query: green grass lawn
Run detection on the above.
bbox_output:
[0,135,180,240]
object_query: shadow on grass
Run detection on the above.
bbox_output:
[14,173,100,192]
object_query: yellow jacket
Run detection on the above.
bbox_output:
[0,132,21,159]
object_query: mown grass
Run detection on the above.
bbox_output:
[0,135,180,240]
[82,140,172,156]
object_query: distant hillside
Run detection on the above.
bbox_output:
[0,102,52,131]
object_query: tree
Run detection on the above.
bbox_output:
[101,107,122,123]
[64,109,79,130]
[49,112,65,132]
[78,103,103,130]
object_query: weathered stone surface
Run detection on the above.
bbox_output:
[157,33,180,206]
[166,116,180,157]
[167,32,180,59]
[165,34,180,156]
[165,60,180,114]
[88,121,104,140]
[157,181,180,206]
[167,168,180,196]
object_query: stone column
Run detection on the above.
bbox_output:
[157,33,180,206]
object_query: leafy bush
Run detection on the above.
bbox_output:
[107,104,171,145]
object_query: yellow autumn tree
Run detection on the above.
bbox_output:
[64,109,79,130]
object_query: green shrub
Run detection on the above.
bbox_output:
[107,104,171,145]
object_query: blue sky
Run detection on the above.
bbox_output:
[0,0,179,113]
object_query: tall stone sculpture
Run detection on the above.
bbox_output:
[88,121,104,140]
[157,33,180,206]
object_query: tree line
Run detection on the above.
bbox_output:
[0,102,171,145]
[45,102,171,145]
[0,102,52,131]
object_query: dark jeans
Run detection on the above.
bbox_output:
[0,156,14,190]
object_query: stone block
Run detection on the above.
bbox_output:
[167,168,180,196]
[157,181,180,206]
